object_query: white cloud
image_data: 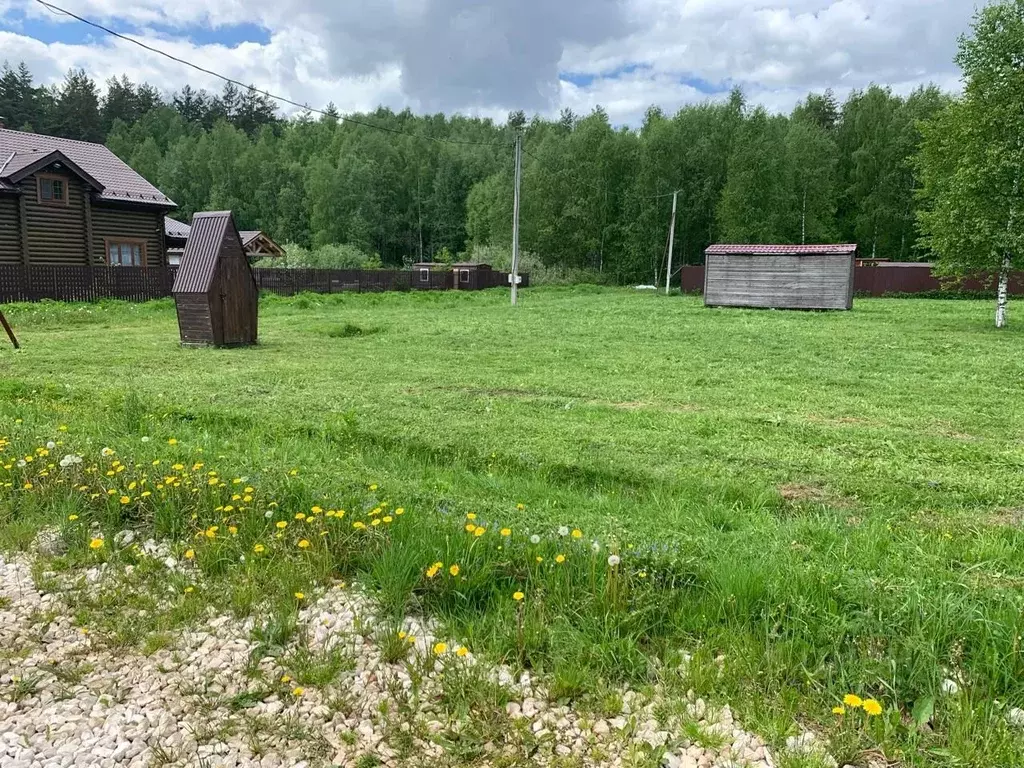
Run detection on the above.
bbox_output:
[2,0,976,124]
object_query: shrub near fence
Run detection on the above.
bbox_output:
[0,265,528,303]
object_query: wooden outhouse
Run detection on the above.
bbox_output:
[451,262,493,290]
[172,211,258,347]
[703,244,857,310]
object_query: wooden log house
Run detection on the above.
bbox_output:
[0,127,175,269]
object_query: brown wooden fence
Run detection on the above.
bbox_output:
[680,263,1024,296]
[0,265,529,303]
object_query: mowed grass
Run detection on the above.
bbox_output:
[3,287,1024,765]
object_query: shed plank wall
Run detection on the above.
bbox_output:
[0,196,19,263]
[174,294,215,345]
[91,205,164,267]
[704,253,853,310]
[214,233,258,345]
[21,175,89,265]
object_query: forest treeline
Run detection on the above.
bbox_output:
[0,64,950,282]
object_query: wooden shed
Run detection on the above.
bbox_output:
[451,262,493,290]
[172,211,258,347]
[411,262,452,291]
[703,244,857,310]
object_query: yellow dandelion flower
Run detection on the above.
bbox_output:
[141,491,151,498]
[395,507,405,515]
[298,539,311,549]
[353,521,366,530]
[228,526,238,535]
[832,706,845,715]
[244,486,254,493]
[465,523,476,533]
[371,518,382,527]
[382,516,393,523]
[433,643,448,655]
[184,549,195,560]
[276,521,288,529]
[89,538,104,550]
[571,529,583,539]
[68,514,79,521]
[167,438,177,445]
[184,586,194,594]
[280,675,291,683]
[294,592,305,600]
[513,591,525,601]
[555,554,566,564]
[398,631,407,640]
[406,635,416,644]
[292,686,304,697]
[516,503,525,511]
[295,513,306,521]
[843,694,863,708]
[337,510,346,518]
[243,495,252,503]
[369,484,378,491]
[474,527,486,537]
[456,646,469,658]
[253,543,266,553]
[863,699,882,716]
[311,506,322,514]
[119,495,131,505]
[536,556,544,563]
[501,528,511,536]
[172,463,185,471]
[232,494,241,501]
[466,513,477,521]
[449,564,460,577]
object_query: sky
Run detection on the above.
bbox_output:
[0,0,978,125]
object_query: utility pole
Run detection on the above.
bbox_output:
[510,132,523,306]
[664,189,678,295]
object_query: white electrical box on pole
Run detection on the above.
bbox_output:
[510,133,523,306]
[665,189,678,295]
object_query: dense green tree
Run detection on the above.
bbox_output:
[916,0,1024,327]
[53,69,103,142]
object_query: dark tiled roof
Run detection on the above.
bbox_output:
[0,128,174,207]
[705,244,858,256]
[164,216,192,239]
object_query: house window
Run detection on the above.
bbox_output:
[106,240,145,267]
[459,269,470,284]
[419,268,430,282]
[38,175,68,205]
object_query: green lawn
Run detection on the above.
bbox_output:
[3,288,1024,765]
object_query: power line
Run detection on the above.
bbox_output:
[32,0,512,149]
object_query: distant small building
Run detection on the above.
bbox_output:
[411,261,450,290]
[703,244,857,310]
[165,217,284,265]
[172,211,258,347]
[451,262,493,290]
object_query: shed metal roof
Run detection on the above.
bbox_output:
[164,216,192,239]
[172,211,237,294]
[705,244,858,256]
[0,128,174,207]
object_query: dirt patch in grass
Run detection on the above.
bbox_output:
[777,483,858,510]
[983,508,1024,527]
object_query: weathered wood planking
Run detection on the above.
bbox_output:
[704,252,855,310]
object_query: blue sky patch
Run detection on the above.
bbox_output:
[0,9,269,49]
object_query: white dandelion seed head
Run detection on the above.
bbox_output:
[101,447,114,456]
[46,441,56,450]
[940,678,960,695]
[529,534,541,545]
[591,540,601,553]
[264,511,274,519]
[17,459,27,467]
[239,555,246,563]
[141,436,150,443]
[558,526,569,537]
[607,554,621,567]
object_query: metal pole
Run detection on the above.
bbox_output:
[511,133,522,306]
[665,190,678,295]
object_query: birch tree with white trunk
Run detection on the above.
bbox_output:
[916,0,1024,328]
